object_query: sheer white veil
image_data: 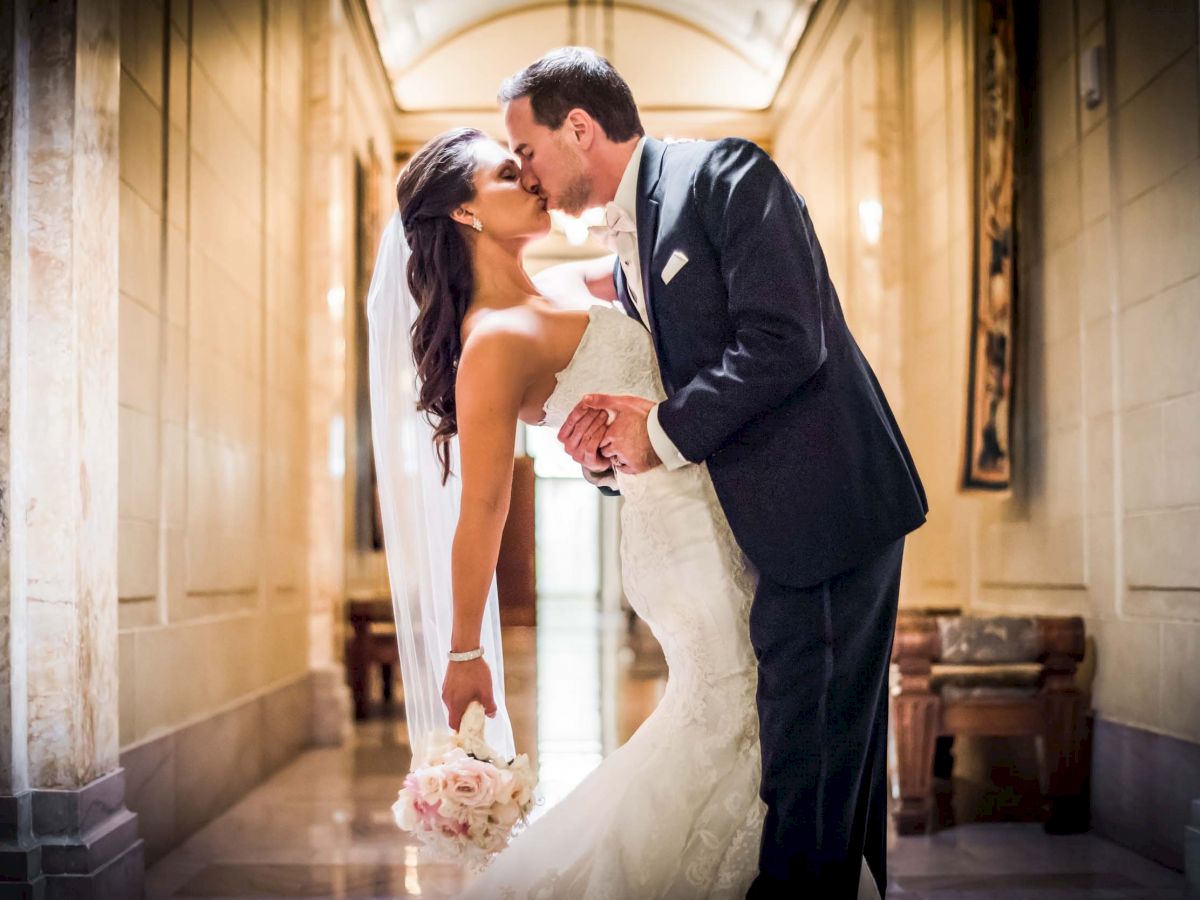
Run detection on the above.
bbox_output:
[366,211,515,763]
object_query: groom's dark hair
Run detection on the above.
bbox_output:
[499,47,644,142]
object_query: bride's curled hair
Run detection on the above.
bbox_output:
[395,127,487,482]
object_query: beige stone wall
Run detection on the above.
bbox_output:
[305,0,401,653]
[770,0,905,405]
[117,0,309,749]
[771,0,1199,745]
[338,6,402,602]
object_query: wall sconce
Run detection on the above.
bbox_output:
[329,414,345,478]
[326,285,345,322]
[858,199,883,246]
[1080,44,1104,110]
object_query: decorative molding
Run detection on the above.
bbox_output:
[342,0,402,119]
[393,107,773,148]
[385,1,779,84]
[1122,588,1200,625]
[770,0,853,125]
[980,581,1087,591]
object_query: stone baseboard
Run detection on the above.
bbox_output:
[1186,797,1199,896]
[310,665,354,747]
[1092,717,1200,873]
[0,769,145,900]
[120,667,349,867]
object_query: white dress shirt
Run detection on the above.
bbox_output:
[608,138,690,471]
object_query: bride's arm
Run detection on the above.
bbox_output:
[532,252,618,308]
[441,327,531,729]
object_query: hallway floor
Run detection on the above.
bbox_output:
[146,599,1189,899]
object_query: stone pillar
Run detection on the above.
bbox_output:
[0,0,143,896]
[0,0,31,809]
[304,0,352,748]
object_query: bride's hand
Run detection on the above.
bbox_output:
[582,394,661,474]
[442,658,497,731]
[557,407,612,472]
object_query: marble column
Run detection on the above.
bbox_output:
[304,0,352,748]
[0,0,144,896]
[0,0,31,809]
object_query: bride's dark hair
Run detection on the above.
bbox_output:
[395,127,488,482]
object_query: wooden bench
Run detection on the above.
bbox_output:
[345,596,398,720]
[891,614,1089,835]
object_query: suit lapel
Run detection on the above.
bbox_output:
[613,261,644,328]
[636,138,667,345]
[638,197,660,329]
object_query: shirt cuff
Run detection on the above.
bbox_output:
[582,465,619,491]
[647,404,691,471]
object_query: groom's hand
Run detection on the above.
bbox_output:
[557,407,611,473]
[442,658,497,731]
[579,394,661,474]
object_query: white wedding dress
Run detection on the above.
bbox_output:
[459,304,879,900]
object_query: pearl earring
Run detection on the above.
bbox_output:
[471,215,483,233]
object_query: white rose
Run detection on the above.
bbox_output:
[414,768,447,805]
[392,793,421,831]
[489,769,517,806]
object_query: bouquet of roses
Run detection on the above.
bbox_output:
[393,701,536,869]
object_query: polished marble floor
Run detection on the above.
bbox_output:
[146,596,1188,899]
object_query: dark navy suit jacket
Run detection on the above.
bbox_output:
[614,137,927,588]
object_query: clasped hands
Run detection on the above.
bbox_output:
[557,395,662,475]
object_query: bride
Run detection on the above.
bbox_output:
[374,126,879,899]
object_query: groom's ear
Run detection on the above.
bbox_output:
[564,108,597,149]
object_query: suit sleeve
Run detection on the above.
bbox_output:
[654,139,828,464]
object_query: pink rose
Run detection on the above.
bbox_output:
[412,767,448,805]
[444,757,498,808]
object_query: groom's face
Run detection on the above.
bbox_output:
[504,97,593,216]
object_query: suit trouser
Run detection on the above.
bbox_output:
[746,538,903,899]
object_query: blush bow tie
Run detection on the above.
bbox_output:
[588,201,637,250]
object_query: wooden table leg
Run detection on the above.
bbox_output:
[348,616,371,720]
[892,692,940,835]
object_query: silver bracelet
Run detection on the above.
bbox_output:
[448,647,484,663]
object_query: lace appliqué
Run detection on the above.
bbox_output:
[541,304,666,429]
[469,304,768,900]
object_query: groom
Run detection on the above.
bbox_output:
[502,49,927,897]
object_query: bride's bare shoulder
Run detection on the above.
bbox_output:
[463,300,594,346]
[461,302,557,348]
[457,303,558,381]
[460,307,536,364]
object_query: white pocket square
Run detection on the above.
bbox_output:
[660,250,689,285]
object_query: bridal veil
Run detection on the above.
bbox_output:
[365,211,515,762]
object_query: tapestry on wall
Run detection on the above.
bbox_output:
[354,147,387,551]
[962,0,1017,491]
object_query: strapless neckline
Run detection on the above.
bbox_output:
[536,304,614,427]
[536,302,664,435]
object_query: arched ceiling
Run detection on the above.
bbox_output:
[366,1,817,115]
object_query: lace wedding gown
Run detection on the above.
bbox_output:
[459,304,879,900]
